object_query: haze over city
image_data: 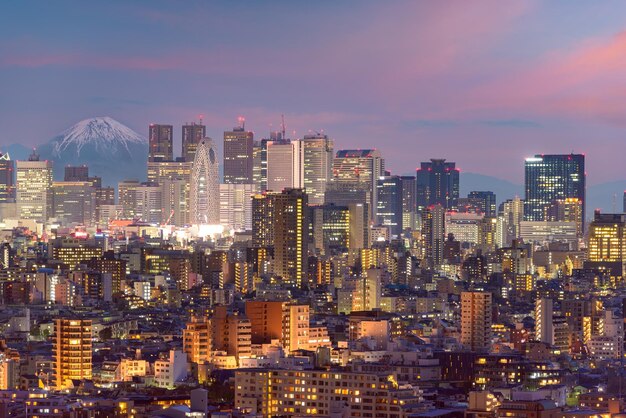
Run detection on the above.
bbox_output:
[2,2,626,418]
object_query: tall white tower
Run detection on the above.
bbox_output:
[190,138,219,225]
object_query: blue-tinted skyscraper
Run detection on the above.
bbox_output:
[468,191,496,217]
[416,159,459,212]
[524,154,585,223]
[376,175,403,237]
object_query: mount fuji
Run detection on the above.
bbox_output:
[37,117,148,187]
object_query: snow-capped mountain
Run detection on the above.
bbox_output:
[38,117,148,187]
[50,116,146,157]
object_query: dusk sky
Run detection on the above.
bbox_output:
[2,1,626,187]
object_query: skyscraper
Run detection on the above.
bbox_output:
[585,211,626,276]
[416,158,460,212]
[252,139,269,192]
[53,318,92,390]
[300,134,334,206]
[0,153,15,203]
[332,149,384,220]
[182,121,206,163]
[376,175,403,237]
[51,181,96,226]
[148,124,174,162]
[16,150,53,222]
[422,204,445,268]
[468,191,496,217]
[224,122,254,184]
[460,291,492,352]
[524,154,585,224]
[190,138,219,225]
[400,176,417,231]
[252,189,308,287]
[266,139,303,192]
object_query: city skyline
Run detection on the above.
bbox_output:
[1,1,626,189]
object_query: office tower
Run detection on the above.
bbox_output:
[266,139,303,192]
[223,122,254,184]
[416,158,460,212]
[460,291,492,352]
[0,153,15,203]
[50,237,104,270]
[400,175,417,231]
[251,193,275,247]
[535,298,554,345]
[252,139,269,192]
[311,203,367,254]
[524,154,585,225]
[376,175,403,237]
[445,212,483,245]
[585,212,626,276]
[496,197,524,248]
[545,197,584,239]
[160,178,189,226]
[332,149,384,219]
[300,134,334,205]
[16,150,53,222]
[63,165,89,181]
[182,121,206,162]
[53,318,92,390]
[147,160,192,226]
[422,204,445,268]
[274,189,308,286]
[148,123,174,162]
[219,183,254,231]
[118,180,162,223]
[190,138,219,225]
[468,191,496,217]
[51,181,96,226]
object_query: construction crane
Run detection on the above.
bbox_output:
[161,209,175,227]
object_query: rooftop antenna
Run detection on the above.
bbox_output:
[238,116,245,130]
[199,114,204,125]
[281,114,286,140]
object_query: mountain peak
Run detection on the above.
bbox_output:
[52,116,146,156]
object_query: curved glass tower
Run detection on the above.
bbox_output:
[190,138,219,225]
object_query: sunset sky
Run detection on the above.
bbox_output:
[2,1,626,187]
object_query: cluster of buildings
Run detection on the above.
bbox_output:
[0,118,625,418]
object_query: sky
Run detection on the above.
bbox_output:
[1,1,626,187]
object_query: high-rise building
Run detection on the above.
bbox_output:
[118,180,162,223]
[300,134,333,205]
[422,204,445,268]
[224,123,254,184]
[376,175,403,237]
[545,197,584,238]
[190,138,219,225]
[160,178,189,226]
[53,318,92,390]
[460,291,492,352]
[400,176,417,231]
[496,197,524,248]
[535,298,554,345]
[274,189,308,286]
[524,154,585,225]
[251,193,275,248]
[332,149,384,219]
[51,181,96,226]
[219,183,254,231]
[182,122,206,162]
[16,150,53,222]
[416,158,460,212]
[0,153,15,203]
[585,212,626,276]
[252,139,269,192]
[266,139,303,192]
[468,191,496,217]
[148,124,174,162]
